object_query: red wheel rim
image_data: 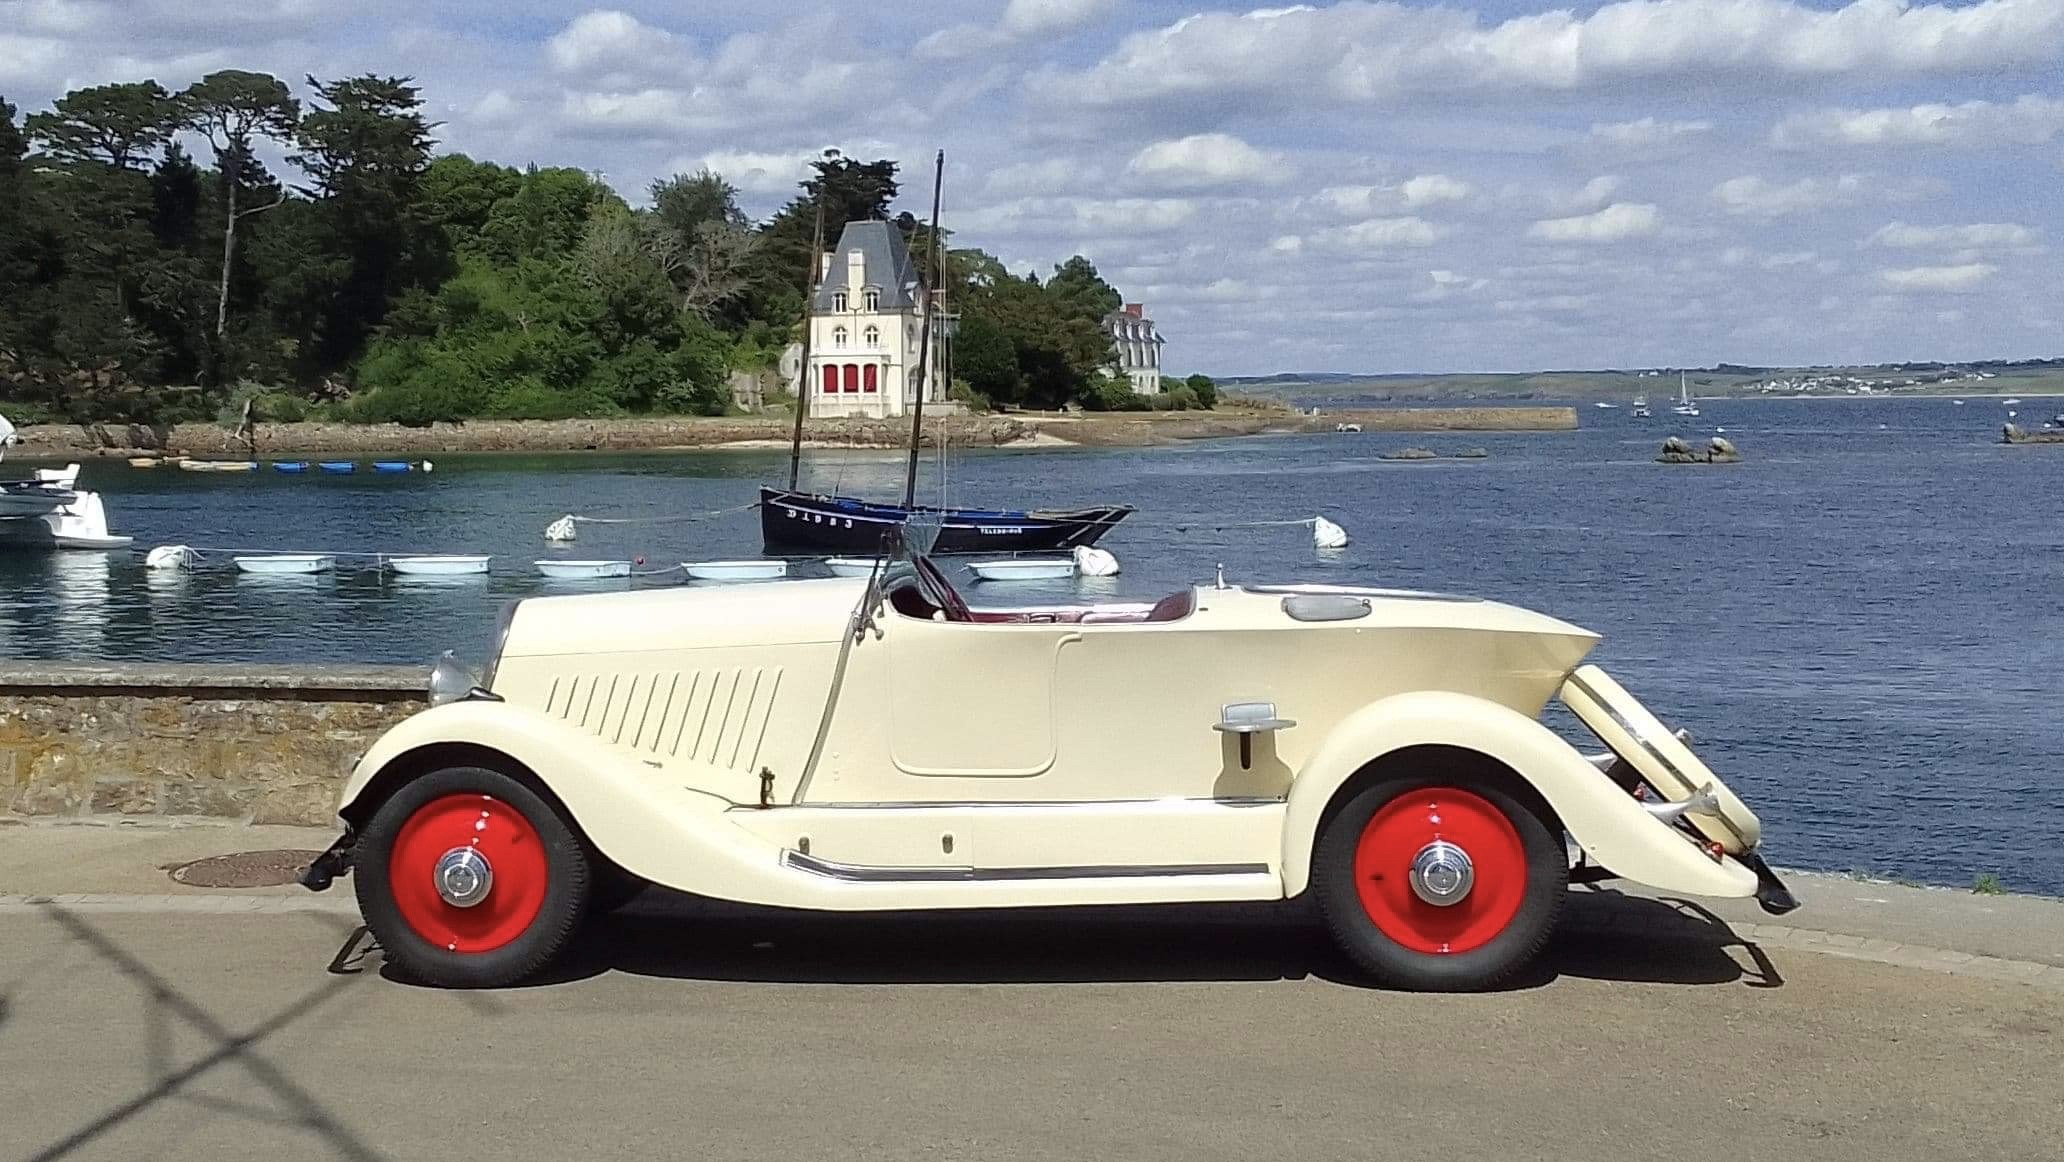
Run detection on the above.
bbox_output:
[1352,786,1527,955]
[388,793,548,954]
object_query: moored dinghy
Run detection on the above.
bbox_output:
[234,553,335,575]
[273,461,310,473]
[319,461,356,474]
[683,559,788,581]
[966,557,1076,581]
[825,556,877,577]
[534,559,632,579]
[389,554,491,576]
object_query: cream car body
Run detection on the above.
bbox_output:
[332,566,1787,918]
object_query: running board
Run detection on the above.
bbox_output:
[781,849,1269,884]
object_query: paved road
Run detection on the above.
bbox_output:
[1,891,2059,1162]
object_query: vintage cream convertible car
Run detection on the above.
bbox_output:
[303,536,1796,990]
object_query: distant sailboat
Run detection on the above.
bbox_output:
[1672,373,1700,417]
[1594,402,1619,409]
[1631,394,1652,418]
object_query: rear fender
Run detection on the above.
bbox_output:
[1280,690,1757,899]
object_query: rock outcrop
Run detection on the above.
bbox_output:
[1657,435,1741,464]
[2003,423,2064,445]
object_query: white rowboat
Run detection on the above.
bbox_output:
[684,559,788,581]
[825,557,878,577]
[535,559,631,579]
[966,559,1076,582]
[389,554,491,576]
[234,554,335,575]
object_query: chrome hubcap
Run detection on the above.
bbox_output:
[434,847,493,908]
[1408,840,1474,906]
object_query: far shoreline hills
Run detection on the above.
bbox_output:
[1222,358,2064,403]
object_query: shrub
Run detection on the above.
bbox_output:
[1184,373,1218,409]
[1079,377,1148,412]
[1164,385,1200,411]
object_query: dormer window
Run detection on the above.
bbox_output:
[832,291,848,312]
[832,326,848,347]
[864,289,880,311]
[863,325,879,346]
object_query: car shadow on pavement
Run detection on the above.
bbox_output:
[403,887,1777,992]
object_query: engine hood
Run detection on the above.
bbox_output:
[498,576,866,662]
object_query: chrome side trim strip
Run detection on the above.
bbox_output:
[781,850,1271,884]
[753,796,1283,812]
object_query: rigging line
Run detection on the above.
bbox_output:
[566,501,759,526]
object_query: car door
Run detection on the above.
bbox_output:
[885,614,1077,777]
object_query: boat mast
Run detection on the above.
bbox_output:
[786,201,826,491]
[901,149,944,509]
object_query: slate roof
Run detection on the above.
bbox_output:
[811,220,921,312]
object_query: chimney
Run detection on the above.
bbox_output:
[1124,303,1144,317]
[847,247,866,295]
[819,252,833,281]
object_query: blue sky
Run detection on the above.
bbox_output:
[4,0,2062,375]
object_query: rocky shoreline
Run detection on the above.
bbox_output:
[7,406,1577,457]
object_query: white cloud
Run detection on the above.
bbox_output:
[1527,202,1661,243]
[1538,175,1622,215]
[1415,268,1489,300]
[1125,133,1282,189]
[1399,174,1473,207]
[547,11,687,83]
[1589,117,1713,148]
[984,157,1094,197]
[1333,216,1445,249]
[1774,95,2064,149]
[957,195,1200,235]
[1878,263,1998,292]
[1868,221,2040,249]
[695,150,813,194]
[1313,173,1474,216]
[1713,174,1864,216]
[1031,0,2064,113]
[918,0,1114,59]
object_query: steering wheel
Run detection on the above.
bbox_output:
[913,554,974,622]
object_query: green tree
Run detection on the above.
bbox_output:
[953,313,1021,405]
[650,168,745,237]
[1044,255,1122,323]
[25,81,179,170]
[290,74,445,372]
[419,154,522,252]
[1184,372,1218,408]
[179,70,300,338]
[479,167,610,263]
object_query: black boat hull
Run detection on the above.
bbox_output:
[760,488,1131,555]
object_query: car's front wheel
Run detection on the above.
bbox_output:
[355,765,590,988]
[1314,772,1566,990]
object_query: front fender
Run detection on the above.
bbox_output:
[339,701,771,898]
[1280,690,1757,899]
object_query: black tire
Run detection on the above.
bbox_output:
[1313,771,1566,991]
[355,765,590,988]
[588,863,648,917]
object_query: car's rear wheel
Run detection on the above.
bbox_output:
[1314,772,1565,990]
[355,765,589,988]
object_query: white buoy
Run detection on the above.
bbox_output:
[544,516,577,542]
[421,460,435,474]
[1072,546,1120,576]
[1313,516,1349,549]
[145,544,196,570]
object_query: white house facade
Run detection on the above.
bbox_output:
[1104,302,1164,395]
[796,220,947,420]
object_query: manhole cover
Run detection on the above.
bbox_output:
[165,849,322,889]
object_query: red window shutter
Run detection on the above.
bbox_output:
[821,365,836,393]
[863,364,879,393]
[843,364,860,393]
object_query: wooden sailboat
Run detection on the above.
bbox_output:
[759,151,1132,555]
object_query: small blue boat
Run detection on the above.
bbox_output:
[371,461,412,474]
[272,461,310,473]
[318,461,355,474]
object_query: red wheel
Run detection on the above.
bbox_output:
[355,766,591,988]
[1351,787,1527,955]
[388,794,549,953]
[1315,770,1566,990]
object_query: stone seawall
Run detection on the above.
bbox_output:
[8,405,1576,456]
[0,663,424,826]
